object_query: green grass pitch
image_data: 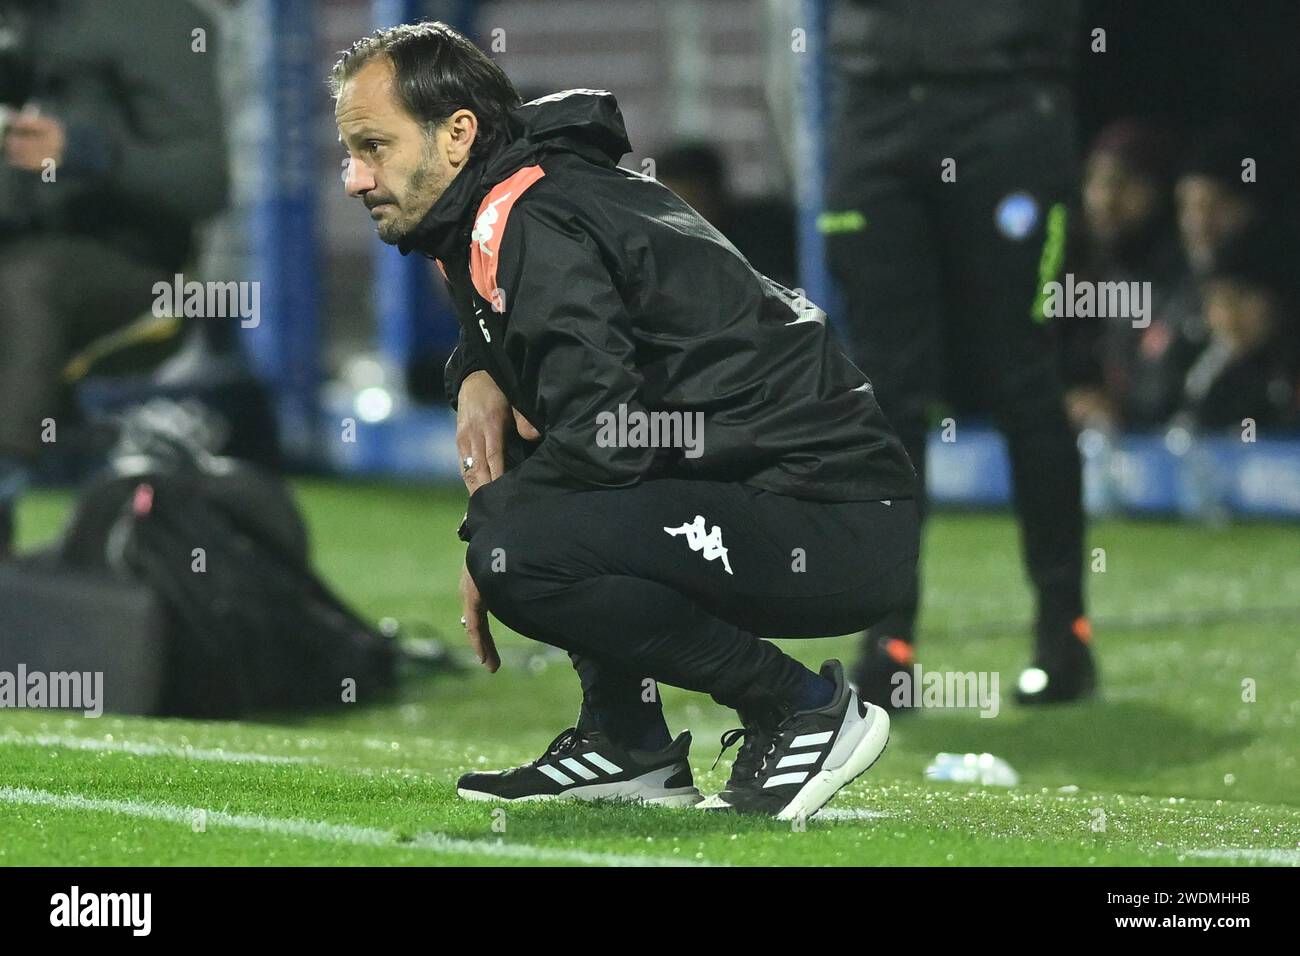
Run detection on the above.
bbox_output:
[2,482,1297,866]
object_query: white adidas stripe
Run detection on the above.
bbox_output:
[776,751,819,769]
[560,757,598,781]
[790,731,833,748]
[537,764,574,785]
[582,752,623,775]
[763,771,810,788]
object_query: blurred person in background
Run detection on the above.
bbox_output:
[0,0,227,555]
[657,140,798,289]
[1145,128,1274,405]
[1176,128,1266,278]
[1062,119,1193,431]
[1173,222,1299,432]
[823,0,1094,707]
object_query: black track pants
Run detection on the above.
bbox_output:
[464,479,919,727]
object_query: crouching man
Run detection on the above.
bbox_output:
[332,21,918,818]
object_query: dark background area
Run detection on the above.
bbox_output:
[1079,0,1299,190]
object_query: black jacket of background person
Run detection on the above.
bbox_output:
[0,0,227,271]
[829,0,1079,80]
[398,90,916,538]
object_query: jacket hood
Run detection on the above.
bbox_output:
[398,89,631,260]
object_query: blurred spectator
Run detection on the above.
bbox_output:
[1174,222,1299,431]
[1176,127,1265,275]
[1063,119,1192,430]
[1081,120,1180,267]
[0,0,227,553]
[1157,126,1272,369]
[656,141,797,289]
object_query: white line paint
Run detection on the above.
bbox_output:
[1184,847,1300,866]
[815,807,892,821]
[0,787,710,868]
[0,731,314,765]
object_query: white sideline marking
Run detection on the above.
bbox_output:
[1184,848,1300,866]
[0,787,710,868]
[816,808,892,821]
[0,731,313,765]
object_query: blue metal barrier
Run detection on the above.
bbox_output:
[247,0,321,462]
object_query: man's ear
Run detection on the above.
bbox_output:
[446,108,479,165]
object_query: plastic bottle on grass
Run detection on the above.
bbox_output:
[924,752,1019,787]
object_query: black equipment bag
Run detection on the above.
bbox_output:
[56,417,397,718]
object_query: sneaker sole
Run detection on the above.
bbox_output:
[775,704,891,821]
[456,784,703,807]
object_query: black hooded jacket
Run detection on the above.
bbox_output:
[398,89,915,537]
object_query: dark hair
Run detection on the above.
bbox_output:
[330,21,520,162]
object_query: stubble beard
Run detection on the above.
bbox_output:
[376,142,446,245]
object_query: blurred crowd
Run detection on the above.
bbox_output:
[1061,120,1300,434]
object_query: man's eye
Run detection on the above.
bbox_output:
[365,141,382,153]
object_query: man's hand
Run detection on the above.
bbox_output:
[456,371,510,493]
[4,112,67,171]
[459,557,500,672]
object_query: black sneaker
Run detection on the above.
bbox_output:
[700,660,891,820]
[850,635,917,713]
[1015,616,1098,705]
[456,727,702,806]
[695,701,783,810]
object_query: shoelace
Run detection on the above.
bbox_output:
[711,726,776,786]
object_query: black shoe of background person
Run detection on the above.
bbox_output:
[850,635,917,714]
[1015,616,1098,705]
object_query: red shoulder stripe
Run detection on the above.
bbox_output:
[469,165,546,311]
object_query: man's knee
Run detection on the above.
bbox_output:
[465,518,566,614]
[465,523,514,607]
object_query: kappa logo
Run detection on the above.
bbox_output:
[471,190,513,257]
[663,515,733,575]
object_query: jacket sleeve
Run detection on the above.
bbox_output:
[462,202,654,539]
[444,322,488,408]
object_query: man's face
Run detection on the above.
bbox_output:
[335,58,476,244]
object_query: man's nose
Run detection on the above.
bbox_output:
[343,157,375,198]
